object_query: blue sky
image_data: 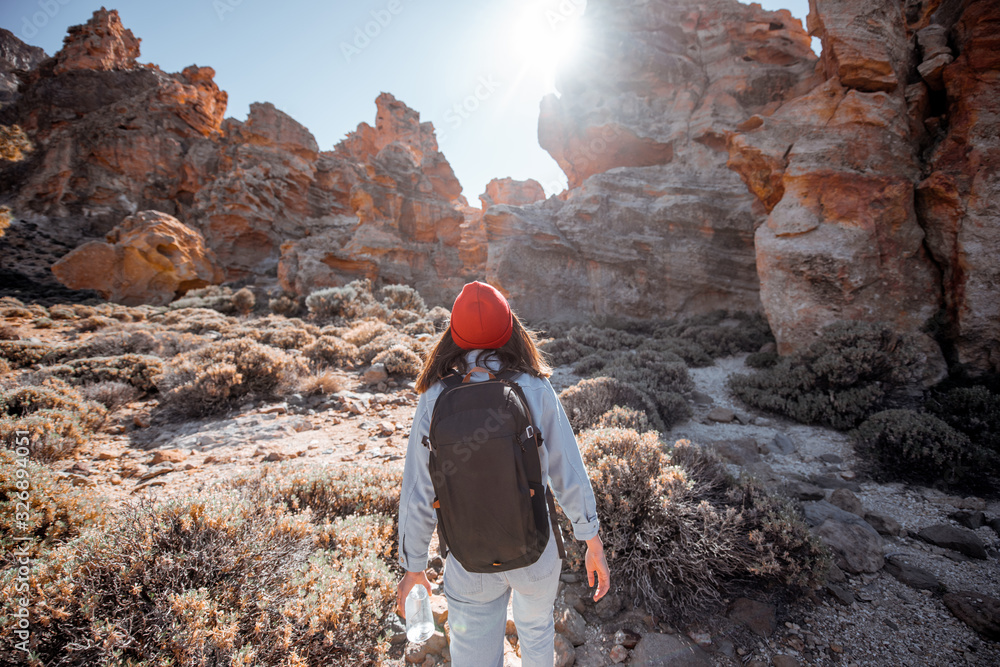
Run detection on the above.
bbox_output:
[1,0,814,202]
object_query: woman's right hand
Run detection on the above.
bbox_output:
[396,570,432,617]
[584,534,611,601]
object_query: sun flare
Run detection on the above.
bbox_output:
[508,1,586,90]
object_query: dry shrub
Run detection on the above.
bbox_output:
[251,325,316,350]
[32,316,54,329]
[0,340,60,368]
[306,279,388,322]
[230,464,402,525]
[47,306,76,320]
[379,283,427,314]
[402,319,436,336]
[372,345,422,377]
[426,305,451,331]
[0,493,395,666]
[596,406,653,432]
[303,335,359,368]
[169,285,239,314]
[299,369,346,396]
[81,380,141,411]
[0,359,9,377]
[76,315,116,332]
[158,339,306,417]
[70,304,95,318]
[575,429,827,619]
[0,325,19,341]
[152,307,236,334]
[43,354,163,393]
[0,307,32,319]
[0,381,106,460]
[233,287,256,315]
[268,294,303,317]
[656,310,773,358]
[559,377,665,433]
[67,328,202,360]
[853,409,990,485]
[746,350,779,369]
[729,321,924,429]
[0,449,104,564]
[341,319,395,347]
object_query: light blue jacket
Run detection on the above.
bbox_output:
[398,350,600,571]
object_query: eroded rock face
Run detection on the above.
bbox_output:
[915,0,1000,374]
[724,0,969,361]
[51,210,224,306]
[1,11,474,307]
[0,27,46,104]
[488,0,819,322]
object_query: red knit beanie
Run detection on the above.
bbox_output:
[450,281,513,350]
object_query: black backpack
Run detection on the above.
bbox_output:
[422,367,566,573]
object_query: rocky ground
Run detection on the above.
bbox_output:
[25,346,1000,667]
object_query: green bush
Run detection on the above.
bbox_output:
[0,449,105,564]
[853,409,990,485]
[576,429,827,619]
[559,377,665,433]
[158,340,306,417]
[0,493,396,666]
[927,385,1000,457]
[729,321,924,429]
[746,350,779,369]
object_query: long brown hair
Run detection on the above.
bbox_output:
[415,313,551,393]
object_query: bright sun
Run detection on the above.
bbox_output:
[508,1,586,91]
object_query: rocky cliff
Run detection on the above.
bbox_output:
[0,9,477,306]
[726,0,998,373]
[483,0,820,323]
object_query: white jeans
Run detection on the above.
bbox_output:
[444,534,562,667]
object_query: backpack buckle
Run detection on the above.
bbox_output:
[523,425,535,443]
[422,435,434,452]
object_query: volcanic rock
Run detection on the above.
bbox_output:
[51,210,223,305]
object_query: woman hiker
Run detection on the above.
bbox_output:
[397,280,611,667]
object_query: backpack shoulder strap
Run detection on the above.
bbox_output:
[440,370,463,389]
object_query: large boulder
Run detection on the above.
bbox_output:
[51,210,223,305]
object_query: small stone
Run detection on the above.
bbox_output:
[379,420,396,436]
[829,488,863,516]
[554,606,588,646]
[614,629,641,649]
[769,432,796,455]
[139,463,174,481]
[133,414,150,428]
[784,480,825,501]
[263,451,289,462]
[109,474,122,485]
[560,572,581,584]
[819,453,843,464]
[429,594,448,625]
[630,633,712,666]
[594,592,621,620]
[826,583,854,605]
[885,554,941,591]
[706,407,736,423]
[864,512,902,536]
[948,510,986,530]
[772,653,800,667]
[727,598,777,637]
[363,363,389,386]
[260,403,288,415]
[809,474,861,492]
[610,644,628,663]
[830,643,844,654]
[96,450,118,460]
[554,632,576,667]
[132,479,167,493]
[942,592,1000,640]
[688,630,711,646]
[917,524,987,559]
[149,449,188,465]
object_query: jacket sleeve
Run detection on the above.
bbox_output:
[534,377,601,541]
[397,390,437,571]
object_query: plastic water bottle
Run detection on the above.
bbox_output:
[404,585,434,643]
